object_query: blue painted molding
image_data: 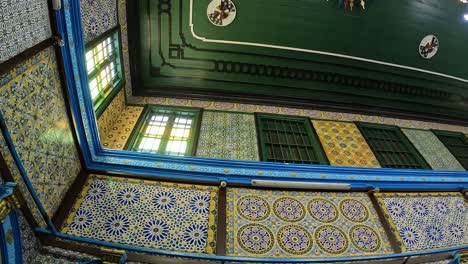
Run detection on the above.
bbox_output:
[35,228,468,263]
[0,206,22,263]
[57,0,468,189]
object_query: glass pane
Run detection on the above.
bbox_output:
[165,140,188,156]
[137,137,161,153]
[89,79,99,100]
[86,51,94,73]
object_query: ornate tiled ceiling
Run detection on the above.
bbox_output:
[127,0,468,123]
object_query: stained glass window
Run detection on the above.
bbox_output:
[129,108,200,156]
[85,31,122,108]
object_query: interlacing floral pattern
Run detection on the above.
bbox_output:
[349,225,381,252]
[277,225,313,255]
[237,196,270,221]
[315,225,349,254]
[376,193,468,251]
[238,224,274,254]
[227,188,392,257]
[308,198,339,223]
[273,197,306,222]
[62,175,218,254]
[340,199,369,222]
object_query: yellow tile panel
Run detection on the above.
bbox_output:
[312,120,380,168]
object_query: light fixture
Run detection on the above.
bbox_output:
[464,14,468,21]
[251,180,351,190]
[461,0,468,3]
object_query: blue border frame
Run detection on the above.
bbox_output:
[57,0,468,189]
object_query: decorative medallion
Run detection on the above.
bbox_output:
[315,225,349,254]
[340,199,369,223]
[273,197,306,222]
[419,35,439,59]
[277,225,313,255]
[237,224,274,254]
[349,225,381,252]
[308,198,339,223]
[207,0,236,27]
[237,195,270,221]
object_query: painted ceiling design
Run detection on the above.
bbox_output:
[127,0,468,122]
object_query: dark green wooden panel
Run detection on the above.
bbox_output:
[127,0,468,123]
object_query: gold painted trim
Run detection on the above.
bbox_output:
[0,190,21,223]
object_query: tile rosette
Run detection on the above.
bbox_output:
[312,120,381,168]
[375,192,468,252]
[62,175,218,254]
[226,188,392,257]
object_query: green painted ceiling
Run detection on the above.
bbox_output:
[127,0,468,124]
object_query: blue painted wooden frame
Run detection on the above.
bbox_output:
[56,0,468,189]
[0,183,23,264]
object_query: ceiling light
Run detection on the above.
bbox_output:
[465,14,468,21]
[461,0,468,3]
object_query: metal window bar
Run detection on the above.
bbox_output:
[360,126,426,169]
[259,117,321,164]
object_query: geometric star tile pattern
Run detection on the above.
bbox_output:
[312,120,381,168]
[0,133,46,227]
[62,175,219,254]
[401,129,465,171]
[0,47,82,217]
[0,0,52,63]
[80,0,118,43]
[100,105,143,150]
[226,188,393,257]
[196,111,259,161]
[375,192,468,252]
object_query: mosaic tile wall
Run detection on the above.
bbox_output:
[97,89,125,145]
[375,192,468,252]
[312,120,380,168]
[226,188,393,258]
[0,47,81,217]
[18,210,42,263]
[0,133,46,226]
[118,0,134,100]
[127,96,468,135]
[62,175,219,254]
[197,111,259,161]
[100,105,143,150]
[0,0,52,63]
[80,0,118,43]
[401,129,464,171]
